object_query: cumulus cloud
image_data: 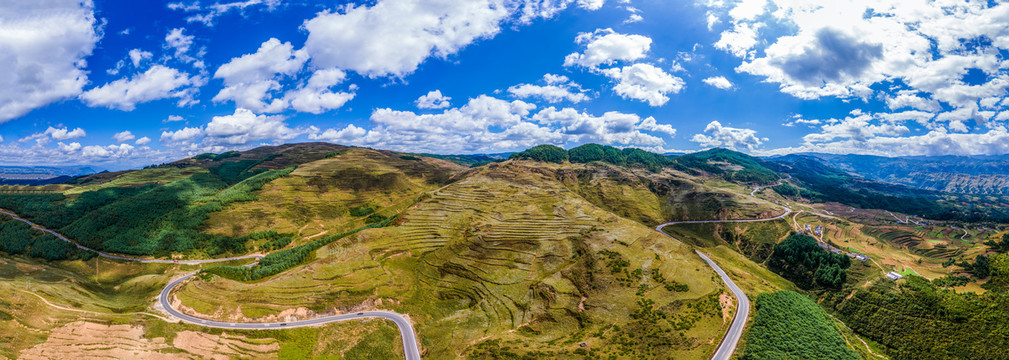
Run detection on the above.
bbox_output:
[702,76,733,90]
[135,136,151,145]
[416,90,452,109]
[303,0,510,78]
[160,108,306,153]
[602,63,684,106]
[564,28,652,69]
[203,108,300,145]
[47,127,87,141]
[282,69,356,114]
[507,74,590,103]
[80,65,201,110]
[760,128,1009,157]
[112,130,136,143]
[0,0,99,122]
[691,121,763,151]
[309,94,676,153]
[706,0,1009,135]
[165,28,194,58]
[212,38,308,112]
[128,49,153,67]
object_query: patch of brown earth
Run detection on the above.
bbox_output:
[19,321,181,360]
[719,292,735,324]
[173,331,278,360]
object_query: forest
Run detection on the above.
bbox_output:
[826,276,1009,360]
[742,291,858,360]
[0,159,294,257]
[0,218,93,261]
[767,234,850,289]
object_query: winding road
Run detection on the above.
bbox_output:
[655,204,791,360]
[6,192,792,360]
[0,209,423,360]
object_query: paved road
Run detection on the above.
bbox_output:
[695,250,749,360]
[654,205,790,360]
[1,209,423,360]
[160,273,422,360]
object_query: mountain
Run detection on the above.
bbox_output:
[0,165,99,184]
[796,153,1009,195]
[7,142,1009,359]
[0,143,777,359]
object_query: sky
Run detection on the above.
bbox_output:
[2,0,1009,169]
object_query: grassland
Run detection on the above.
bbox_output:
[0,252,410,359]
[202,147,464,244]
[173,160,733,359]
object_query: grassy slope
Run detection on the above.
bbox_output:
[174,160,731,359]
[0,254,399,359]
[202,147,465,242]
[562,162,780,226]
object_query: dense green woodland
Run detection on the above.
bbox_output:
[0,218,93,261]
[742,291,858,360]
[767,234,850,289]
[0,160,293,257]
[826,276,1009,360]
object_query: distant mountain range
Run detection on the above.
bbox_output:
[780,153,1009,195]
[0,165,100,185]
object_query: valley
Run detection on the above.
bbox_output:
[0,143,1008,359]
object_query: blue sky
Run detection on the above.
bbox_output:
[2,0,1009,169]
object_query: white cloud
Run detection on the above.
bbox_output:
[602,63,684,106]
[165,115,185,122]
[760,128,1009,157]
[303,0,510,78]
[165,28,194,58]
[564,28,652,68]
[416,90,452,109]
[706,0,1009,136]
[801,114,908,143]
[128,49,153,67]
[170,0,282,26]
[706,12,720,31]
[57,142,82,153]
[80,65,201,111]
[160,126,203,143]
[46,127,86,141]
[112,130,135,143]
[159,108,305,152]
[135,136,151,145]
[203,108,300,145]
[714,22,761,58]
[624,13,643,24]
[308,124,368,142]
[212,38,308,112]
[0,0,99,122]
[691,121,763,151]
[283,69,356,114]
[728,0,766,21]
[886,92,942,112]
[702,76,733,90]
[309,94,676,153]
[507,74,590,103]
[19,126,86,146]
[577,0,605,10]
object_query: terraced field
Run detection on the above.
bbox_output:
[174,161,731,359]
[202,148,465,242]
